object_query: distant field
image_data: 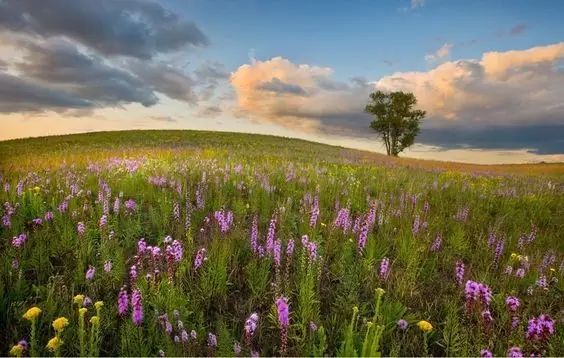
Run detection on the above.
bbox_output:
[1,130,563,177]
[1,130,562,357]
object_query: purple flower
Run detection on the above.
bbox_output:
[379,257,390,281]
[113,197,120,213]
[480,349,493,358]
[99,215,107,229]
[507,346,523,358]
[505,296,520,312]
[397,319,408,330]
[194,248,207,270]
[32,218,43,226]
[309,196,319,228]
[85,265,96,280]
[515,268,525,278]
[536,275,548,290]
[104,260,112,273]
[250,215,259,253]
[412,215,421,235]
[430,233,442,252]
[526,314,555,342]
[286,239,295,258]
[481,310,493,323]
[455,261,465,285]
[357,218,369,253]
[124,199,137,214]
[84,296,92,306]
[12,259,19,269]
[166,240,184,262]
[309,321,318,332]
[494,239,505,264]
[77,222,85,236]
[214,208,234,233]
[334,207,351,233]
[207,333,217,347]
[181,330,189,342]
[131,289,143,326]
[244,312,259,337]
[275,296,290,328]
[464,280,493,309]
[234,341,242,355]
[266,214,277,254]
[273,240,282,267]
[130,265,138,281]
[191,330,197,339]
[117,288,129,315]
[11,233,27,248]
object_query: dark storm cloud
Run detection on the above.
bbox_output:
[258,78,308,96]
[127,61,198,104]
[0,0,208,59]
[417,124,564,154]
[16,39,158,107]
[0,0,228,113]
[0,73,91,113]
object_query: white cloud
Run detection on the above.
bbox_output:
[425,43,453,63]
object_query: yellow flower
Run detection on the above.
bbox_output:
[9,344,24,357]
[73,294,85,305]
[94,301,104,310]
[90,316,100,325]
[417,320,433,332]
[510,253,518,260]
[79,307,88,315]
[375,288,386,296]
[23,306,42,321]
[52,317,69,332]
[46,337,61,352]
[33,186,40,192]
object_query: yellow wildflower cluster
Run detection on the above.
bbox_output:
[46,336,62,352]
[22,307,42,321]
[9,343,25,357]
[417,320,433,332]
[52,317,69,332]
[73,294,85,305]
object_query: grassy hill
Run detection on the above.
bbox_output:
[0,130,562,356]
[1,130,563,177]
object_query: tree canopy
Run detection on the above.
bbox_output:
[365,90,426,156]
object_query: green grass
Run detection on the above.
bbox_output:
[0,130,562,357]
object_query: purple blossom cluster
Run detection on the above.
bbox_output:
[455,261,465,286]
[194,248,207,270]
[301,235,318,262]
[526,314,555,342]
[131,289,143,326]
[379,257,390,281]
[430,233,442,252]
[214,208,234,233]
[333,207,352,233]
[11,233,27,248]
[464,280,493,313]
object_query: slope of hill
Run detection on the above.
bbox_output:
[0,130,562,356]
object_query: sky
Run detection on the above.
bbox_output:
[0,0,563,164]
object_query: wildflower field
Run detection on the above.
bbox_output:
[1,130,563,357]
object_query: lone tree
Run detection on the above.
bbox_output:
[365,90,425,156]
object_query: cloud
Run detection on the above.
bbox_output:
[127,60,198,104]
[197,105,223,118]
[230,43,564,154]
[0,1,230,114]
[509,23,528,36]
[0,0,208,59]
[425,43,453,63]
[230,56,372,133]
[258,77,309,96]
[16,39,158,107]
[411,0,425,9]
[0,72,91,113]
[376,42,564,126]
[150,116,177,123]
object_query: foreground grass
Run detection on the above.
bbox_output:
[0,130,562,356]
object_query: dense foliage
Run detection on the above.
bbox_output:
[1,131,562,357]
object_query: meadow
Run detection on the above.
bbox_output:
[1,130,562,357]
